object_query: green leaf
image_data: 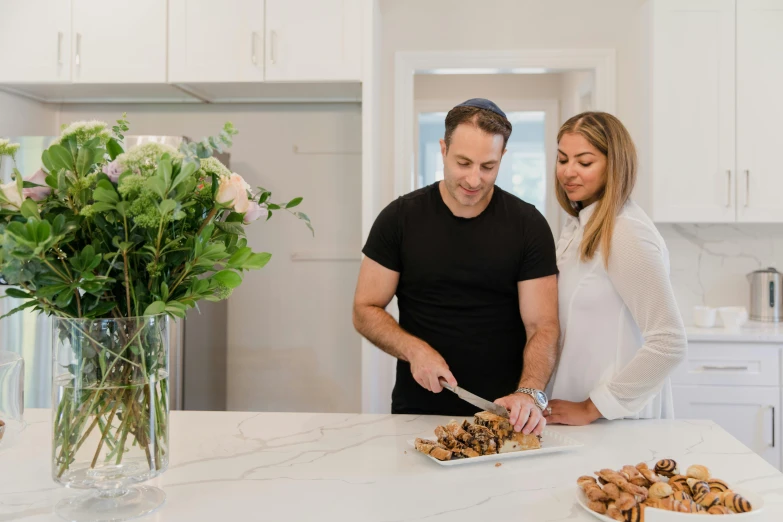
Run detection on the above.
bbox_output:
[41,150,54,172]
[45,172,57,189]
[75,146,95,177]
[144,301,166,316]
[106,138,124,160]
[35,284,69,299]
[14,168,23,198]
[258,191,271,204]
[161,281,169,301]
[214,221,244,236]
[48,145,74,172]
[158,154,173,188]
[227,247,252,267]
[4,288,30,299]
[267,203,281,210]
[158,199,177,216]
[295,212,311,222]
[213,270,242,289]
[93,183,119,204]
[285,197,303,209]
[20,199,40,220]
[146,177,167,199]
[0,300,37,320]
[245,252,272,270]
[54,290,73,308]
[115,201,128,217]
[34,220,51,244]
[90,202,116,213]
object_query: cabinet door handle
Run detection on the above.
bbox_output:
[772,406,776,448]
[75,33,82,67]
[726,170,731,207]
[700,365,749,371]
[271,30,278,64]
[57,31,63,65]
[745,170,750,208]
[251,31,258,65]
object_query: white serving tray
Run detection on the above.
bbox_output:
[408,429,583,466]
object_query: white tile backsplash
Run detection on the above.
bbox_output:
[659,224,783,326]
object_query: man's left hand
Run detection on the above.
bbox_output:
[544,398,601,426]
[494,393,545,436]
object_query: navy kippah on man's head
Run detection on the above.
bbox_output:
[454,98,507,119]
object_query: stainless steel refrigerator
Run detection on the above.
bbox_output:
[0,135,228,411]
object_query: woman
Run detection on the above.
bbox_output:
[543,112,687,425]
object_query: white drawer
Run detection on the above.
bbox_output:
[671,342,781,387]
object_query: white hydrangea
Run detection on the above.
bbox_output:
[198,156,231,179]
[0,138,20,158]
[54,120,112,146]
[116,143,183,177]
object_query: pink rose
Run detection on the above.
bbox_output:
[102,160,123,183]
[22,169,51,201]
[243,201,267,224]
[216,173,251,213]
[0,181,22,209]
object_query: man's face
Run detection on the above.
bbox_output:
[439,123,506,208]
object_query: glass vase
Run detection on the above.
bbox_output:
[0,350,24,450]
[51,315,169,521]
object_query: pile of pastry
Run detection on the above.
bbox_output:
[414,411,541,461]
[578,459,753,519]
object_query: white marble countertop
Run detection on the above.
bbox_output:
[2,409,783,521]
[687,321,783,343]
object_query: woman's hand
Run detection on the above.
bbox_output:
[544,398,602,426]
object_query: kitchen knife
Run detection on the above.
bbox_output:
[439,379,510,418]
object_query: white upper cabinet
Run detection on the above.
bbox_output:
[0,0,72,83]
[652,0,783,224]
[264,0,362,82]
[71,0,166,83]
[651,0,736,223]
[736,0,783,223]
[168,0,264,83]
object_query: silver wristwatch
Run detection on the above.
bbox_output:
[515,387,548,411]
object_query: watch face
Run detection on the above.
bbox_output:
[536,391,547,406]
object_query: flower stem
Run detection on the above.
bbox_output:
[196,207,218,236]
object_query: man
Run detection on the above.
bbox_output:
[353,99,559,435]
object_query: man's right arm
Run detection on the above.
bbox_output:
[352,256,457,393]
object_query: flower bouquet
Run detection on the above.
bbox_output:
[0,115,309,520]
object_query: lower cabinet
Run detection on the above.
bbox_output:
[672,384,780,469]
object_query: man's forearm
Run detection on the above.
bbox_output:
[353,304,427,362]
[518,322,559,390]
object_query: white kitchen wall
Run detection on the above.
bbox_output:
[660,224,783,326]
[52,102,363,413]
[0,90,56,136]
[414,73,564,103]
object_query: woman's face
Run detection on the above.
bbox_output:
[556,132,607,207]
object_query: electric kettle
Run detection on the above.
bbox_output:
[747,267,783,322]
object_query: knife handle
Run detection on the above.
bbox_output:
[438,378,455,392]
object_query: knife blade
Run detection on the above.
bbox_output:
[439,379,510,418]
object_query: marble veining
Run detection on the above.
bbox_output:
[659,223,783,326]
[1,410,782,521]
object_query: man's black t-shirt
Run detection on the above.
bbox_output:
[362,182,558,416]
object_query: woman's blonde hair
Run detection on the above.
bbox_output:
[555,111,637,267]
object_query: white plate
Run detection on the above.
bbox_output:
[575,485,765,521]
[408,429,583,466]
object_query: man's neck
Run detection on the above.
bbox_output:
[438,181,494,219]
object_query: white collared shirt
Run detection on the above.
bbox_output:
[549,200,687,420]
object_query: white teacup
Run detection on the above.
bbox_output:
[693,306,717,328]
[718,306,749,332]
